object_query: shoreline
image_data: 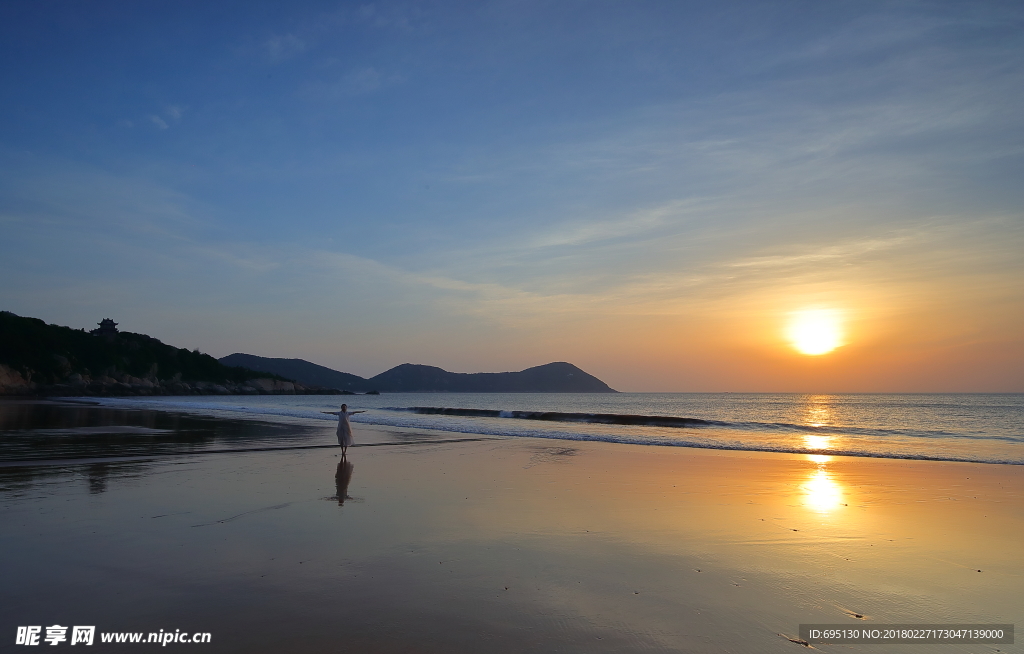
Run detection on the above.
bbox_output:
[4,395,1023,468]
[0,386,353,398]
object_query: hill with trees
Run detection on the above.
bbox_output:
[0,312,336,396]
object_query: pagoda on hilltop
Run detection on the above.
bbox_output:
[91,318,119,337]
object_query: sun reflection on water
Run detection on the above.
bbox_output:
[801,396,835,428]
[804,434,831,451]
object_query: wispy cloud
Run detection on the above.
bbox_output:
[263,33,307,61]
[343,66,399,95]
[0,153,206,239]
[302,66,404,98]
[724,235,913,272]
[528,199,700,249]
[147,106,185,130]
[356,2,424,31]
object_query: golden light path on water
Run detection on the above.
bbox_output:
[802,400,832,427]
[799,396,845,513]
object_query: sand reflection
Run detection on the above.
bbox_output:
[802,459,844,513]
[334,460,355,506]
[87,463,111,495]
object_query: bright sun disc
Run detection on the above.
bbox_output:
[787,309,843,356]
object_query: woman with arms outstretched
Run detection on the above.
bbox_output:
[335,403,364,458]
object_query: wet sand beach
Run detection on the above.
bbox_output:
[2,400,1022,653]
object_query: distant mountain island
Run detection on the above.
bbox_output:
[220,354,617,393]
[219,353,366,392]
[0,310,616,396]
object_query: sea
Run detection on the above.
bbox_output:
[25,392,1023,466]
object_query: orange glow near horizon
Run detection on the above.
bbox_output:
[787,309,844,355]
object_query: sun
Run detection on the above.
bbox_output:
[787,309,843,356]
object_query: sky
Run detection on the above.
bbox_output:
[1,0,1022,392]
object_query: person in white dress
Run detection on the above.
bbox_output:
[335,403,364,458]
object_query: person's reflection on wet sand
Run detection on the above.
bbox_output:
[334,459,354,506]
[87,463,111,494]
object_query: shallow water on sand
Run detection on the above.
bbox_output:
[2,407,1022,653]
[81,392,1024,465]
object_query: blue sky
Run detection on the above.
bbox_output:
[2,1,1022,391]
